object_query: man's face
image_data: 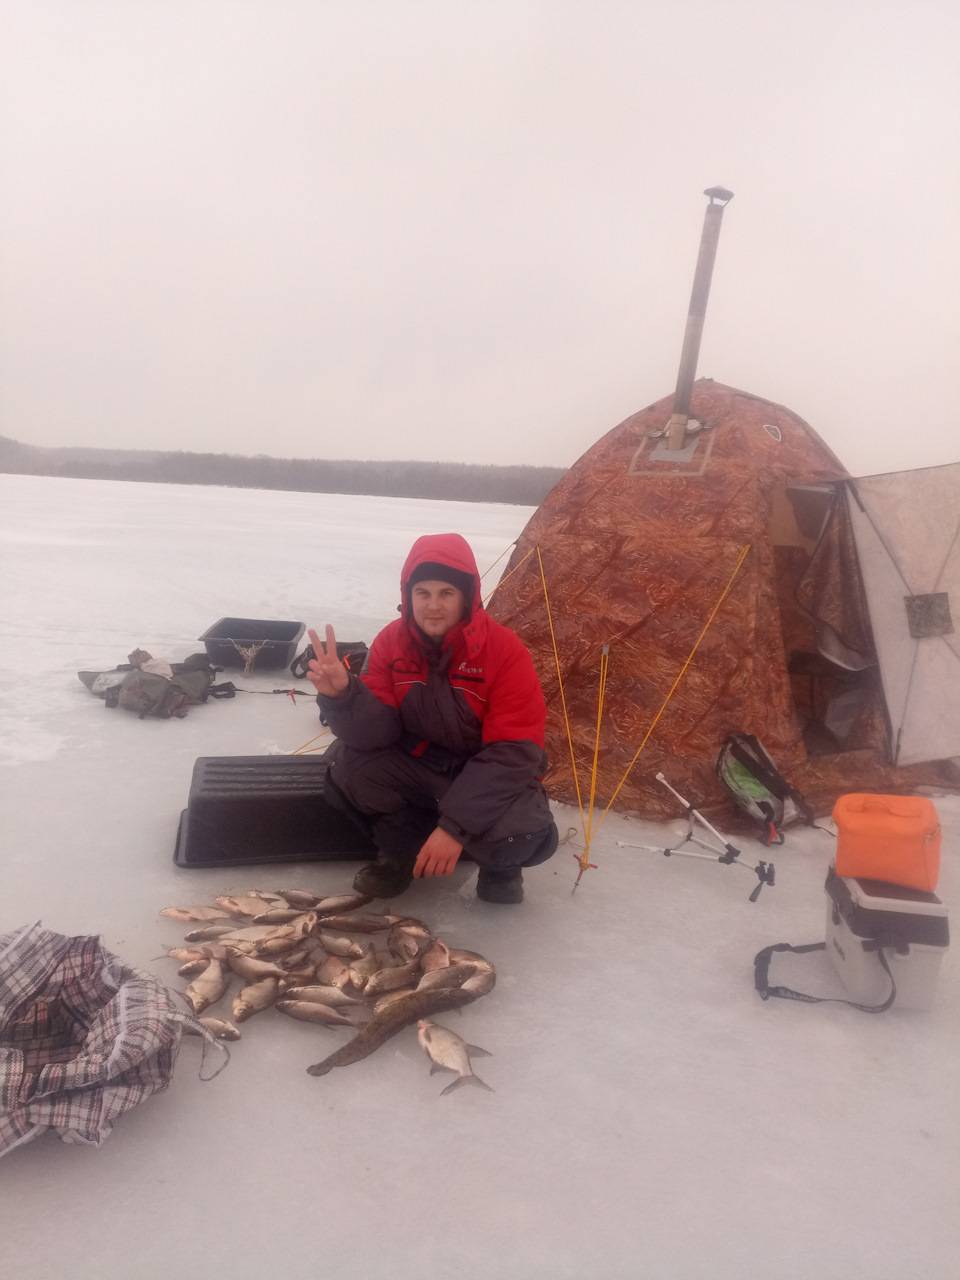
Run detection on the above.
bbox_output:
[410,579,467,640]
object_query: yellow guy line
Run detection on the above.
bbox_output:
[290,731,332,755]
[576,643,610,884]
[479,540,517,581]
[595,543,752,832]
[535,544,586,833]
[482,543,537,607]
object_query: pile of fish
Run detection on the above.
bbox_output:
[158,887,496,1090]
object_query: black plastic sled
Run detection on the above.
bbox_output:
[174,755,376,868]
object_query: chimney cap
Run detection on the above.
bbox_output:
[704,186,734,205]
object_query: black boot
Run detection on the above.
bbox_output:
[476,867,524,904]
[352,806,439,898]
[352,855,414,898]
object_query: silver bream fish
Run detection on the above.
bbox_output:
[416,1020,493,1096]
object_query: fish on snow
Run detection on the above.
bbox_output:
[416,1020,493,1097]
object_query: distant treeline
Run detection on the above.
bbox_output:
[0,436,565,505]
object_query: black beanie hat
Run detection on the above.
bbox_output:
[407,561,474,604]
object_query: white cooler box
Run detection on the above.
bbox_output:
[825,868,949,1010]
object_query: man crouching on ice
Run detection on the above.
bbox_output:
[307,532,558,904]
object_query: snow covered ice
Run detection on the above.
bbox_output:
[1,473,957,1280]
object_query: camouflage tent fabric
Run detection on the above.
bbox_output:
[488,380,958,822]
[0,923,225,1158]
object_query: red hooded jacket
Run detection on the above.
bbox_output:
[318,533,549,841]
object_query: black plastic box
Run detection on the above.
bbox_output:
[198,617,306,671]
[174,755,376,868]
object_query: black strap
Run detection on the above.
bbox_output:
[290,646,314,679]
[754,940,896,1013]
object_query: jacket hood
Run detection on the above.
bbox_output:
[399,532,484,630]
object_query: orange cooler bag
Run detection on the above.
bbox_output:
[832,794,941,892]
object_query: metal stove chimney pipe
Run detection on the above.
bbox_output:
[666,186,734,451]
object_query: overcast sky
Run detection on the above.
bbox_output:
[2,1,958,474]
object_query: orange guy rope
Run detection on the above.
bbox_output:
[575,643,610,886]
[595,543,752,834]
[482,542,537,607]
[290,731,332,755]
[479,540,517,582]
[535,545,586,832]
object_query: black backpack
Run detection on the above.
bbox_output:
[290,640,369,680]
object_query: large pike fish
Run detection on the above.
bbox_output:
[306,986,477,1078]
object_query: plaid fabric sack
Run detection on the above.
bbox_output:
[0,923,227,1158]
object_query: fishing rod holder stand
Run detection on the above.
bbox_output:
[615,773,776,902]
[750,859,776,903]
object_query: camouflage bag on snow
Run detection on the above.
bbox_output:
[79,652,222,719]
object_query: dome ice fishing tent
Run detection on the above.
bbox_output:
[487,379,960,821]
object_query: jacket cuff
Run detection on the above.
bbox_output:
[316,675,356,707]
[437,815,470,844]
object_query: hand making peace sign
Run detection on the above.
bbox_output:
[305,625,350,698]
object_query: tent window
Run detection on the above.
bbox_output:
[905,592,954,639]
